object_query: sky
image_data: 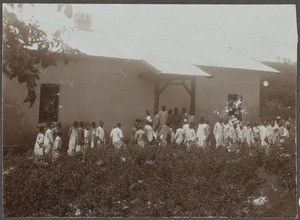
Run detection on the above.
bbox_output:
[6,4,298,62]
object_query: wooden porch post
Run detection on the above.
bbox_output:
[190,76,196,114]
[154,76,160,115]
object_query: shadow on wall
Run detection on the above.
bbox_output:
[3,100,34,145]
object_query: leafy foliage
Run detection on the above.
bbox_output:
[260,62,296,120]
[3,140,296,217]
[2,4,82,107]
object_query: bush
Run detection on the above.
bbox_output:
[3,141,296,217]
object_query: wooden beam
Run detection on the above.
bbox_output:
[181,80,192,96]
[190,76,196,114]
[154,76,160,115]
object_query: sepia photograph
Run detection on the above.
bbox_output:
[2,3,298,218]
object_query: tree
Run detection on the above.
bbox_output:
[2,4,82,107]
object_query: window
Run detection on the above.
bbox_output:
[39,84,60,123]
[228,94,243,121]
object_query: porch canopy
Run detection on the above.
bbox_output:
[64,30,280,114]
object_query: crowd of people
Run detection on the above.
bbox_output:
[33,105,292,161]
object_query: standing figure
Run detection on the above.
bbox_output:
[131,121,139,142]
[76,121,85,153]
[197,117,208,148]
[84,123,92,148]
[52,122,62,139]
[52,132,62,162]
[110,123,125,148]
[259,121,268,147]
[144,121,155,144]
[158,105,168,126]
[90,122,97,148]
[213,117,224,148]
[166,109,174,128]
[152,112,160,131]
[135,125,146,148]
[67,121,78,156]
[158,122,173,147]
[172,107,182,132]
[244,122,254,146]
[34,127,45,157]
[174,126,185,145]
[184,122,197,148]
[44,121,54,156]
[145,110,152,123]
[96,121,105,147]
[267,121,277,145]
[187,110,195,124]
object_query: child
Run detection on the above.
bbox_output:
[44,121,54,156]
[135,125,146,148]
[52,132,62,162]
[67,121,78,156]
[84,123,91,148]
[90,121,97,148]
[34,126,45,157]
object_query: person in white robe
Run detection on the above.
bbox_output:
[110,123,125,148]
[174,127,185,145]
[197,117,208,148]
[213,118,224,147]
[44,122,54,156]
[90,122,97,148]
[252,122,260,144]
[144,122,155,144]
[67,121,78,156]
[52,132,62,162]
[34,127,45,157]
[158,123,173,147]
[135,126,146,148]
[158,105,168,126]
[259,121,268,147]
[96,121,105,147]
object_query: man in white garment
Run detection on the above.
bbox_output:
[213,117,224,148]
[158,105,168,126]
[174,126,185,145]
[110,123,125,148]
[267,121,277,145]
[144,121,155,144]
[197,117,208,148]
[182,119,190,137]
[44,121,54,156]
[187,110,195,124]
[96,121,105,146]
[259,121,268,147]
